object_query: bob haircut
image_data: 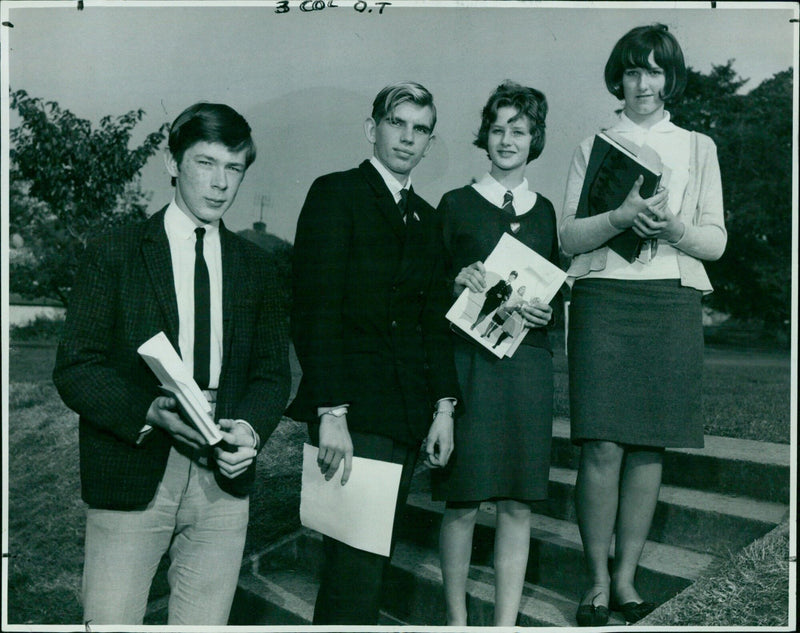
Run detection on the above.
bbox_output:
[604,23,687,103]
[168,102,257,184]
[371,81,437,131]
[474,80,548,163]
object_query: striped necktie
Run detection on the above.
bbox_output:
[398,188,411,223]
[502,190,516,220]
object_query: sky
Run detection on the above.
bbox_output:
[1,0,798,242]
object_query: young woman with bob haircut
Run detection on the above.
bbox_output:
[559,24,726,626]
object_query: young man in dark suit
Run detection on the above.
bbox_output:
[53,103,291,625]
[288,81,461,625]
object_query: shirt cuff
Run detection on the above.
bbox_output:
[136,424,153,446]
[234,419,260,450]
[435,397,457,412]
[317,404,349,417]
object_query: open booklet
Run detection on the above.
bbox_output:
[137,331,224,446]
[446,232,567,358]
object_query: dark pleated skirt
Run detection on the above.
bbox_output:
[431,338,554,503]
[568,278,704,448]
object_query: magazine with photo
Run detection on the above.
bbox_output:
[445,233,567,358]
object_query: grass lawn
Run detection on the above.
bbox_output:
[645,518,792,627]
[4,331,792,625]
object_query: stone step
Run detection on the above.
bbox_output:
[232,528,627,627]
[400,493,718,606]
[415,460,787,557]
[550,418,790,503]
[227,423,789,625]
[384,538,627,627]
[532,466,787,555]
[229,531,406,626]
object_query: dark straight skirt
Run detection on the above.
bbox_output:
[432,338,554,503]
[568,278,704,448]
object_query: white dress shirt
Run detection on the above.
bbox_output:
[370,156,419,221]
[139,202,260,448]
[472,173,538,233]
[472,172,538,214]
[164,201,224,388]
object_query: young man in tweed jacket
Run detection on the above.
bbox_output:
[54,102,290,626]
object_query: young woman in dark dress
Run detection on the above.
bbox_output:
[431,81,560,626]
[559,25,726,626]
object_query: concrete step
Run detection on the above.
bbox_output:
[415,458,787,557]
[232,528,627,627]
[384,538,626,627]
[228,424,789,626]
[401,493,718,606]
[550,418,791,504]
[229,531,407,626]
[533,466,787,555]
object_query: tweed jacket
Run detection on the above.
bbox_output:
[287,160,460,445]
[53,208,291,509]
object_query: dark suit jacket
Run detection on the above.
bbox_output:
[287,160,460,445]
[481,279,513,313]
[53,209,291,509]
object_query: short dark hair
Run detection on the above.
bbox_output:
[371,82,437,131]
[604,23,687,103]
[168,102,256,184]
[474,81,548,163]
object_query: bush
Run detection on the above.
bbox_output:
[10,315,65,342]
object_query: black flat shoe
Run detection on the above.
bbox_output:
[611,600,656,624]
[576,592,610,627]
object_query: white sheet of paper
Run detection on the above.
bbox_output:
[299,443,402,557]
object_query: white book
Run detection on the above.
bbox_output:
[446,232,567,358]
[300,443,402,557]
[137,331,223,445]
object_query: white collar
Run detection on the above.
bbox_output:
[472,173,537,213]
[370,156,410,200]
[617,110,677,134]
[164,200,220,241]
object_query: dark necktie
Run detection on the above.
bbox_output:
[398,188,411,223]
[194,227,210,390]
[502,190,516,221]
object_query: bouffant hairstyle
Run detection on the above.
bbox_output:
[474,80,548,163]
[604,23,687,103]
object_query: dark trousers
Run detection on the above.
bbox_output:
[307,427,419,625]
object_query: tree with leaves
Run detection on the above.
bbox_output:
[670,63,793,333]
[9,90,168,304]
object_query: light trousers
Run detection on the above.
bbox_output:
[82,446,249,625]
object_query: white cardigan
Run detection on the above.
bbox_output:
[559,129,727,294]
